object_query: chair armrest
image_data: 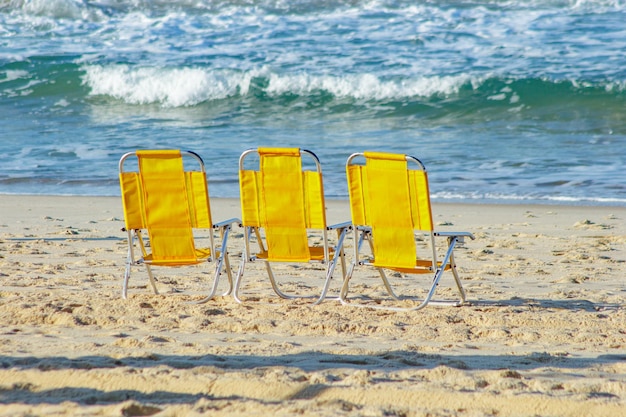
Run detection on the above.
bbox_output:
[327,221,352,231]
[434,231,475,240]
[213,218,241,229]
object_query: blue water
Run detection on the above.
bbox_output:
[1,0,625,205]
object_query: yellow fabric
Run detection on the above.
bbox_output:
[303,171,326,229]
[364,151,407,162]
[145,247,211,266]
[346,164,367,226]
[120,161,213,230]
[408,170,434,231]
[239,169,261,227]
[363,152,416,269]
[137,150,198,263]
[385,259,451,274]
[120,172,146,230]
[255,246,331,262]
[258,148,310,262]
[185,171,212,228]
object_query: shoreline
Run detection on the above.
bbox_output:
[3,194,626,238]
[2,191,626,208]
[1,194,625,415]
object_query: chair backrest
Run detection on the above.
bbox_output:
[119,150,213,264]
[239,147,327,262]
[346,151,434,269]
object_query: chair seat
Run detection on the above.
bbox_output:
[144,247,212,266]
[368,258,451,274]
[255,246,332,262]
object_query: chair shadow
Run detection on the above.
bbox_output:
[469,297,622,312]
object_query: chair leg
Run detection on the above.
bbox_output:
[448,242,467,304]
[222,251,233,296]
[122,230,158,298]
[339,237,465,311]
[233,255,247,304]
[312,264,334,305]
[313,252,339,305]
[340,264,431,311]
[214,225,233,297]
[194,258,223,304]
[266,261,295,299]
[233,226,258,304]
[416,236,464,308]
[339,261,357,302]
[122,231,135,299]
[195,225,234,304]
[220,225,234,296]
[376,268,402,301]
[122,259,131,299]
[236,225,351,304]
[145,264,159,295]
[246,257,337,303]
[339,228,365,302]
[365,233,401,300]
[336,229,348,279]
[313,225,350,305]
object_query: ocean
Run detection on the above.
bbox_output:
[1,0,625,205]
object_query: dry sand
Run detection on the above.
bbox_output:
[1,195,625,416]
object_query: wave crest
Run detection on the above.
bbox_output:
[266,72,474,100]
[82,65,253,107]
[82,65,477,107]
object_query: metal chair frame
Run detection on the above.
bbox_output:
[340,152,474,311]
[234,148,350,304]
[119,150,239,302]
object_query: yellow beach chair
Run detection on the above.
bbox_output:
[234,148,350,304]
[118,150,239,301]
[340,151,474,311]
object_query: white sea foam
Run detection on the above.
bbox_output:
[431,191,626,205]
[82,65,253,107]
[0,69,29,82]
[82,64,479,106]
[264,72,474,100]
[5,0,107,20]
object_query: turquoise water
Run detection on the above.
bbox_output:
[1,0,625,205]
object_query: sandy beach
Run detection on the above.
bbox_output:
[1,194,625,416]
